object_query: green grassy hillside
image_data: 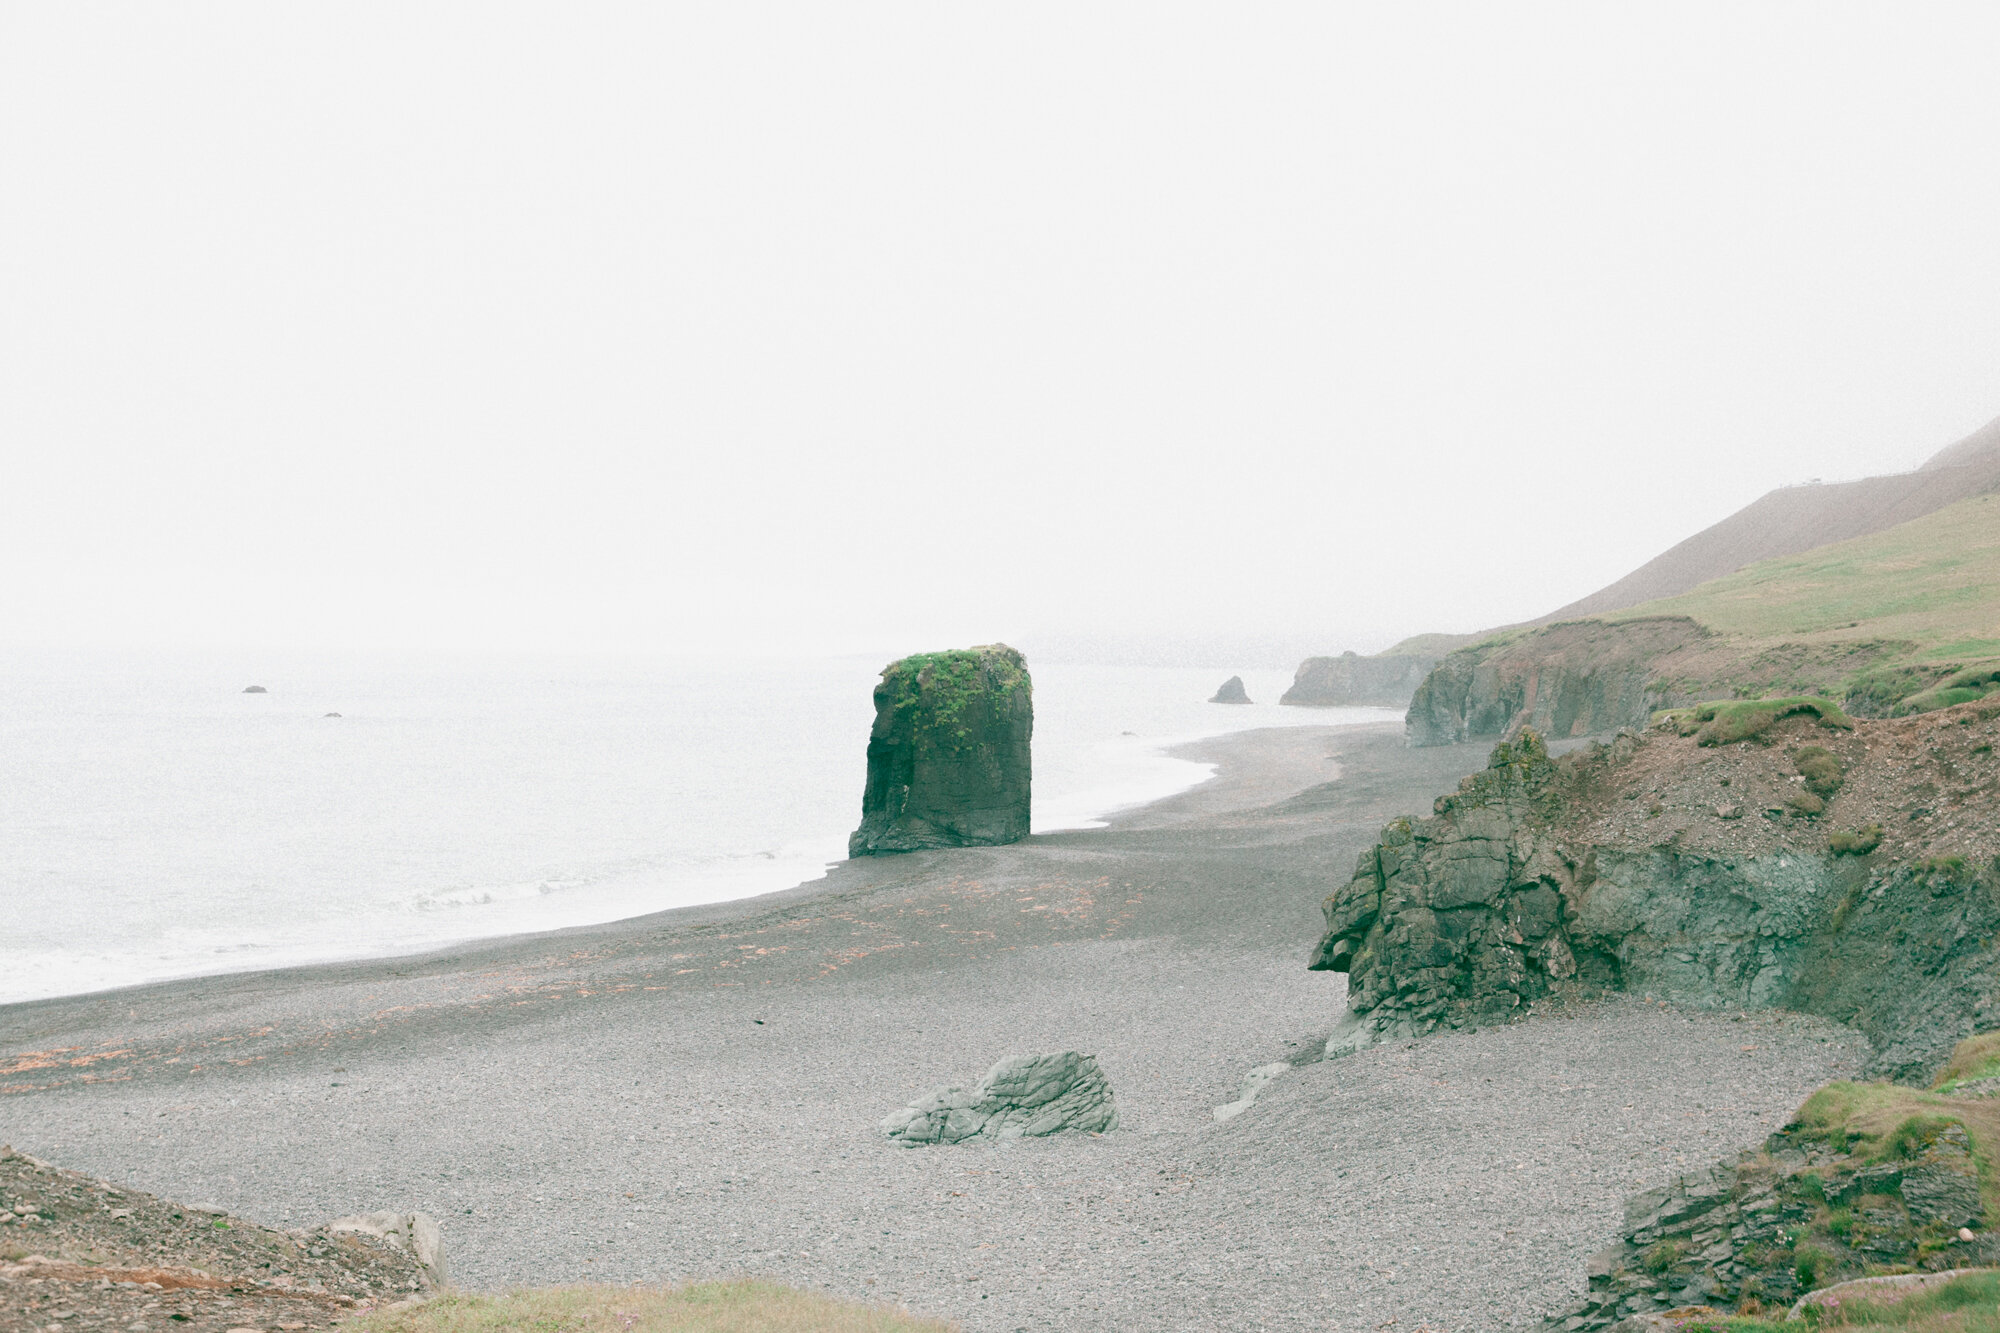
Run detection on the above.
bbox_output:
[1609,492,2000,660]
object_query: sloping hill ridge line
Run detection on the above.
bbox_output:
[1310,705,2000,1083]
[1542,414,2000,621]
[1406,488,2000,746]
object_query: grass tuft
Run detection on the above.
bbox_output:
[340,1282,958,1333]
[1795,745,1846,796]
[1830,824,1884,856]
[1652,697,1854,745]
[1933,1031,2000,1093]
[1705,1267,2000,1330]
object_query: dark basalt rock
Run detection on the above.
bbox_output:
[1281,651,1435,707]
[1310,720,2000,1079]
[1209,676,1251,705]
[1551,1119,1993,1329]
[848,644,1032,856]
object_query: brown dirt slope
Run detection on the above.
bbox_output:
[0,1147,430,1333]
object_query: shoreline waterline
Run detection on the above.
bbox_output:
[3,648,1392,1000]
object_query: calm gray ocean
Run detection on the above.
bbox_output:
[0,650,1395,1004]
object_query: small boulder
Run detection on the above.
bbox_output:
[318,1212,447,1288]
[882,1052,1116,1146]
[1209,676,1251,705]
[242,685,268,694]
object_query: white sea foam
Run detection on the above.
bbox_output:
[0,650,1396,1004]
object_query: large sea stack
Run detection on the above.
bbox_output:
[848,644,1032,856]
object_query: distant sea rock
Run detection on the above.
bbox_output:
[1279,651,1434,708]
[881,1052,1117,1145]
[848,644,1032,856]
[1209,675,1251,705]
[242,685,268,694]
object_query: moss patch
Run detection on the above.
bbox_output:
[1934,1032,2000,1095]
[881,646,1028,752]
[1652,696,1855,745]
[1831,823,1885,856]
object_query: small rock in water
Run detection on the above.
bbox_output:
[323,712,342,718]
[1209,675,1252,705]
[242,685,268,694]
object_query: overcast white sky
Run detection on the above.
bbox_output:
[5,4,1999,665]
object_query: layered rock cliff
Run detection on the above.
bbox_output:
[849,644,1033,856]
[1313,701,2000,1080]
[1403,618,1913,748]
[1281,651,1437,707]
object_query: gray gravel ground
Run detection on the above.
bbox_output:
[1,725,1870,1331]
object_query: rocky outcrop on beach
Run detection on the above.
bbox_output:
[1312,701,2000,1079]
[849,644,1032,856]
[1210,676,1251,704]
[1550,1069,2000,1329]
[880,1051,1117,1145]
[0,1146,438,1333]
[1281,651,1436,708]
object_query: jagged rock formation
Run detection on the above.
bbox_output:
[1281,651,1437,707]
[1312,704,2000,1079]
[849,644,1032,856]
[1209,676,1251,704]
[880,1052,1117,1145]
[1551,1092,1997,1328]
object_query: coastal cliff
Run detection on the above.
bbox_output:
[849,644,1033,855]
[1314,701,2000,1081]
[1281,651,1437,707]
[1403,620,1703,746]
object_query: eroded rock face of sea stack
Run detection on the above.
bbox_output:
[848,644,1032,856]
[880,1052,1118,1146]
[1280,651,1435,707]
[1311,703,2000,1079]
[1209,675,1251,704]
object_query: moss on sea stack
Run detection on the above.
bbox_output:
[848,644,1032,856]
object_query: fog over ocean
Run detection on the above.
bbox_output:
[1,650,1395,1004]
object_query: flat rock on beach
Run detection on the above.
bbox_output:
[1,724,1867,1331]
